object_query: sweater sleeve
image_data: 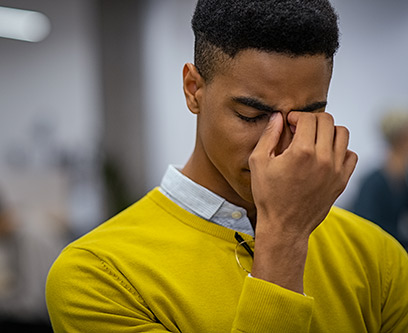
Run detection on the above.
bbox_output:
[232,276,314,332]
[46,247,172,333]
[380,237,408,333]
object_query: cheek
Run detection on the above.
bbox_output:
[215,126,265,166]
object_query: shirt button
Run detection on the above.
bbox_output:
[231,211,242,219]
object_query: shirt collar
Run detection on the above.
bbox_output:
[160,165,225,220]
[159,165,254,236]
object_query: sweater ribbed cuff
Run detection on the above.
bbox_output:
[232,276,314,332]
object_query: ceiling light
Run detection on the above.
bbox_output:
[0,6,51,42]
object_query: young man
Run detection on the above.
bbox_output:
[46,0,408,332]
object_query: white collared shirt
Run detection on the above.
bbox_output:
[159,165,254,237]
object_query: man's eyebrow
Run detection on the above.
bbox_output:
[232,96,277,113]
[232,96,327,113]
[293,101,327,112]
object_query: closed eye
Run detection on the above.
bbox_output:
[236,112,268,123]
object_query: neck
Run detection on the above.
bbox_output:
[182,154,258,227]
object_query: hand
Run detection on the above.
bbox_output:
[248,111,357,292]
[249,111,357,238]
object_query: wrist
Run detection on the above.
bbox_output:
[255,213,311,244]
[252,223,310,294]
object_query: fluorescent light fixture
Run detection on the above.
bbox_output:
[0,6,51,42]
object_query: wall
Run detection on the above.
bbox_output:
[0,0,103,321]
[141,0,197,189]
[0,0,104,233]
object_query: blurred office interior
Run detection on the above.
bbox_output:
[0,0,407,330]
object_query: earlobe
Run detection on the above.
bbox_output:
[183,63,204,114]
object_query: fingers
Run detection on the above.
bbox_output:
[333,126,350,167]
[288,112,317,149]
[252,112,284,158]
[253,111,357,180]
[288,112,356,171]
[333,126,358,177]
[316,114,335,155]
[343,150,358,179]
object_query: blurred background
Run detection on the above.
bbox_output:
[0,0,407,330]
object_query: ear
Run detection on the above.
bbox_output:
[183,63,205,115]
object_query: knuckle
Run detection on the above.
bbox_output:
[318,156,333,170]
[248,152,261,165]
[302,112,316,121]
[333,165,343,179]
[294,145,315,159]
[320,112,335,123]
[352,151,359,163]
[336,125,350,138]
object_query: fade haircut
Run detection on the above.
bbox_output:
[192,0,340,81]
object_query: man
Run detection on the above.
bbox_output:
[46,0,408,332]
[353,110,408,248]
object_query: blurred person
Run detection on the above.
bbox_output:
[46,0,408,332]
[352,110,408,248]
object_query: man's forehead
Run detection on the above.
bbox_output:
[208,50,333,87]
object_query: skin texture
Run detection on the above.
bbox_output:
[182,50,358,294]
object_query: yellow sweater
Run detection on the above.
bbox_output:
[46,188,408,332]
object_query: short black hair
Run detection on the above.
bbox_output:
[192,0,339,81]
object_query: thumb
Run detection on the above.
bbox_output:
[253,112,283,158]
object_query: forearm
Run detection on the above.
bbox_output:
[252,215,309,294]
